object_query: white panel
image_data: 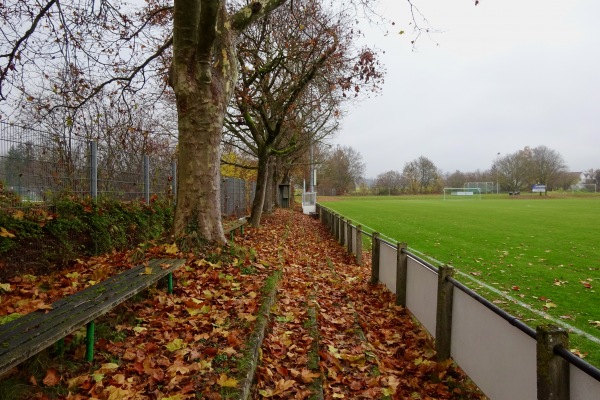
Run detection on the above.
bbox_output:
[406,257,437,337]
[379,242,397,293]
[571,364,600,400]
[452,289,537,400]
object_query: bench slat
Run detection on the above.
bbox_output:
[0,258,185,376]
[0,259,172,341]
[0,261,153,341]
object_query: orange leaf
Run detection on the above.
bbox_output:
[43,368,60,386]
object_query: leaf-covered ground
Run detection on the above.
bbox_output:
[252,210,484,400]
[0,209,486,399]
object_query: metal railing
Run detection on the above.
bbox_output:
[316,203,600,400]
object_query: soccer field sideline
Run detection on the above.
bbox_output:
[348,218,600,345]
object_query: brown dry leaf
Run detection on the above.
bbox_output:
[300,368,320,383]
[105,386,134,400]
[42,368,60,386]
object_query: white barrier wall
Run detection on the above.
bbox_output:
[406,257,438,338]
[451,289,537,400]
[379,242,397,293]
[571,365,600,400]
[319,209,600,400]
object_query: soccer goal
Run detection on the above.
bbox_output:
[464,182,495,194]
[573,183,597,193]
[443,187,482,200]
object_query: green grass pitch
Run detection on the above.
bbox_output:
[320,194,600,367]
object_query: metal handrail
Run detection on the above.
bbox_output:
[316,202,600,383]
[554,345,600,381]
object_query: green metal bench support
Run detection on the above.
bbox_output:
[85,321,95,362]
[224,219,247,242]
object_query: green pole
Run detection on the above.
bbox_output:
[168,272,174,294]
[55,338,65,357]
[86,321,95,362]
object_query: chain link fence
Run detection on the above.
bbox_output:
[0,121,253,216]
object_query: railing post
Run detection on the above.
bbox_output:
[331,213,336,237]
[396,242,408,306]
[369,232,380,284]
[340,217,346,245]
[347,220,352,254]
[436,265,455,361]
[143,154,150,204]
[356,225,363,265]
[89,141,98,200]
[536,325,569,400]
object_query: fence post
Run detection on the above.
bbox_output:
[396,242,408,306]
[171,160,177,204]
[356,225,363,265]
[143,155,150,204]
[339,217,345,245]
[369,232,380,284]
[536,325,569,400]
[332,213,337,238]
[436,265,455,361]
[347,220,352,255]
[89,141,98,200]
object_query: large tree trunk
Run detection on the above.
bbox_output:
[171,1,236,243]
[173,86,227,243]
[249,155,270,227]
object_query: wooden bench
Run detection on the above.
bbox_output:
[223,218,247,241]
[0,258,185,376]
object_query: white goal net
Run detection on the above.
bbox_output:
[464,182,495,194]
[443,187,482,200]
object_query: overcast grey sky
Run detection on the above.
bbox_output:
[336,0,600,178]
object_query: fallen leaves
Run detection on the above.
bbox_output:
[0,209,485,399]
[253,210,484,400]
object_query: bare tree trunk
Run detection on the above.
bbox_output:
[250,155,270,227]
[171,1,237,243]
[273,156,283,208]
[263,156,276,214]
[173,85,227,243]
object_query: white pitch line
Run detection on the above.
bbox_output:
[346,218,600,345]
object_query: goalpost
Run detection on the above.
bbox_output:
[443,187,482,200]
[464,182,495,194]
[573,183,597,193]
